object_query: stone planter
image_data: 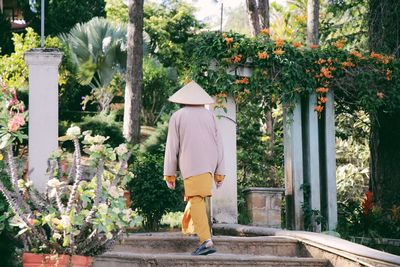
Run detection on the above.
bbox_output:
[243,187,284,228]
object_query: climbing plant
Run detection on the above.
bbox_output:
[189,30,399,117]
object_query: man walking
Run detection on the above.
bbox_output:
[164,81,225,256]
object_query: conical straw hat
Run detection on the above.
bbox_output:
[168,81,215,105]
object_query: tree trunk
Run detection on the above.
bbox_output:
[123,0,144,144]
[306,0,319,46]
[246,0,260,36]
[368,0,400,208]
[258,0,270,30]
[370,111,400,209]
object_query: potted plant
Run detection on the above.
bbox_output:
[0,82,138,266]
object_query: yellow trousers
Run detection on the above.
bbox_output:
[182,173,212,243]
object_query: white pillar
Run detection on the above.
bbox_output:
[305,93,321,232]
[25,49,62,192]
[324,89,337,230]
[283,97,304,230]
[209,96,238,223]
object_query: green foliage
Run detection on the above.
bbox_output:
[129,152,184,231]
[105,0,203,71]
[320,0,368,50]
[0,12,13,55]
[77,112,124,149]
[17,0,106,35]
[190,31,400,116]
[129,119,184,231]
[61,17,127,113]
[144,0,203,70]
[270,0,307,41]
[105,0,128,23]
[237,102,284,188]
[142,56,177,126]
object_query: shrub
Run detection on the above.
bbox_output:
[77,112,124,149]
[129,120,184,231]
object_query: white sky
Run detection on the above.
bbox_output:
[186,0,288,22]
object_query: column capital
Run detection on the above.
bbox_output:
[24,48,63,66]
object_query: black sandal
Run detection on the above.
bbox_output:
[191,240,217,256]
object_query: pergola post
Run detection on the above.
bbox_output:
[304,93,321,232]
[209,96,238,223]
[323,89,337,230]
[284,96,304,230]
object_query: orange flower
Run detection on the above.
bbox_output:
[315,59,326,65]
[244,89,250,94]
[293,42,302,48]
[370,51,383,60]
[320,67,333,79]
[376,92,385,99]
[342,61,355,68]
[309,44,319,49]
[362,191,373,216]
[258,51,269,59]
[319,97,328,104]
[349,50,364,59]
[316,87,329,93]
[274,38,284,47]
[260,28,270,35]
[386,69,392,80]
[314,105,324,113]
[232,55,242,63]
[333,39,346,49]
[235,77,249,85]
[382,56,392,64]
[273,49,285,55]
[224,37,234,45]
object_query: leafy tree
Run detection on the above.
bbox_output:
[320,0,368,50]
[17,0,106,35]
[106,0,203,71]
[142,56,177,126]
[368,0,400,211]
[61,17,127,113]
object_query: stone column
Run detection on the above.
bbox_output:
[304,93,321,232]
[25,48,62,192]
[283,96,304,230]
[323,89,337,230]
[208,96,238,223]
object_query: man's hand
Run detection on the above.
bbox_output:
[164,175,176,190]
[214,174,225,189]
[166,181,176,190]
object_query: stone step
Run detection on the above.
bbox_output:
[94,252,329,267]
[113,233,301,257]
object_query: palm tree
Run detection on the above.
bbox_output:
[61,17,127,113]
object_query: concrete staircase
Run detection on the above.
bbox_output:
[93,233,329,267]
